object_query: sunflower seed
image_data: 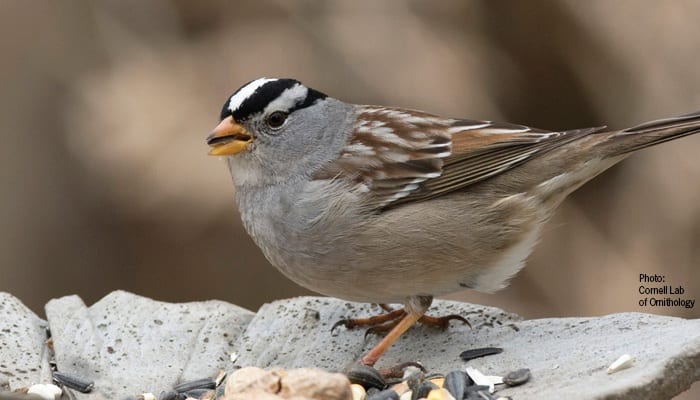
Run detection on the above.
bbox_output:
[459,347,503,361]
[444,370,471,399]
[173,378,215,393]
[346,364,387,390]
[52,371,94,393]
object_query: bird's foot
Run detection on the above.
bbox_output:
[331,306,406,333]
[332,303,471,337]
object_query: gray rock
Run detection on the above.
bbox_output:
[232,297,700,400]
[1,292,699,400]
[0,293,51,389]
[232,297,519,372]
[44,291,254,398]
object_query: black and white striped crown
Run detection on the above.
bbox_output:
[220,78,328,122]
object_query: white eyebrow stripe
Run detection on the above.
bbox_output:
[263,83,308,114]
[228,78,276,112]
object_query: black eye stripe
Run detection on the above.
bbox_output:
[220,79,327,122]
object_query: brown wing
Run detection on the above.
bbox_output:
[314,106,605,211]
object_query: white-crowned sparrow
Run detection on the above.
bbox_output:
[207,78,700,366]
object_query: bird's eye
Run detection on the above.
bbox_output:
[266,111,288,129]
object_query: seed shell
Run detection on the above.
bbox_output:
[607,354,634,374]
[173,378,215,393]
[346,364,387,390]
[444,370,471,399]
[52,371,95,393]
[459,347,503,361]
[351,383,367,400]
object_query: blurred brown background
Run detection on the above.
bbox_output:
[1,1,699,396]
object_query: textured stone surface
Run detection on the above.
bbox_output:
[0,293,51,389]
[1,292,699,400]
[44,291,254,398]
[232,297,520,372]
[233,297,700,400]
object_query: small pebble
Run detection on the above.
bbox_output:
[367,388,400,400]
[459,347,503,361]
[351,383,367,400]
[225,367,281,395]
[278,368,352,400]
[27,384,62,400]
[607,354,635,374]
[503,368,530,387]
[426,388,456,400]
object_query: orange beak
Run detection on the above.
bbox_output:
[206,116,253,156]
